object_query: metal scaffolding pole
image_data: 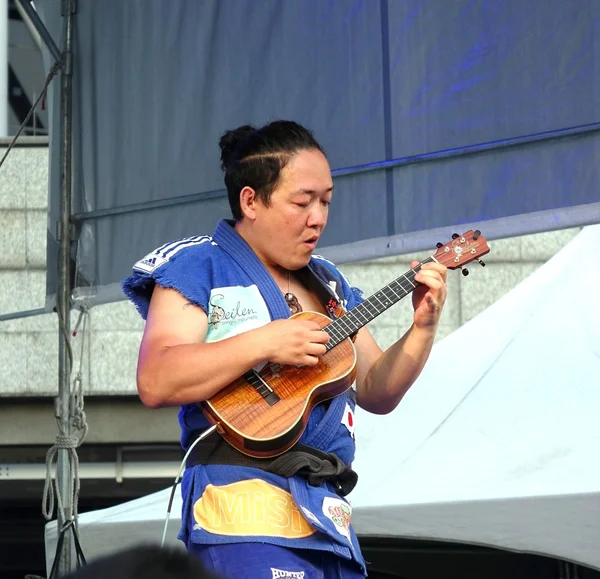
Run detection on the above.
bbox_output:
[14,0,42,51]
[16,0,61,62]
[56,0,76,573]
[15,0,77,574]
[0,0,7,136]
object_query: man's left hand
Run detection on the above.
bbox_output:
[410,260,448,330]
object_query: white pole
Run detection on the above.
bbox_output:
[15,0,42,51]
[0,0,8,137]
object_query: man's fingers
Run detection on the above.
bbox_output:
[414,271,444,290]
[298,320,322,331]
[308,343,327,357]
[420,262,448,280]
[302,355,320,367]
[310,330,330,343]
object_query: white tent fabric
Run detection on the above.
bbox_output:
[350,225,600,568]
[45,225,600,574]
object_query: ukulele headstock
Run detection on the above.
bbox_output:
[433,230,490,276]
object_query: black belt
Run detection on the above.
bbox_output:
[186,432,358,497]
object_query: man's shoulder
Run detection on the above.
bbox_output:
[132,234,218,276]
[311,254,353,286]
[310,254,341,275]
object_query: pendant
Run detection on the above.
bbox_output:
[284,292,303,315]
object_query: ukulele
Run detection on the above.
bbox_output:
[200,230,490,458]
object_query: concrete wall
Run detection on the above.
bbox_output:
[0,141,582,441]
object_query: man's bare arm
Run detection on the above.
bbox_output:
[136,285,328,408]
[353,325,436,414]
[353,261,447,414]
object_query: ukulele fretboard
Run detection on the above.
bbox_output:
[324,257,435,349]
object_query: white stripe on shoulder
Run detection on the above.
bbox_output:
[312,254,337,268]
[312,254,353,287]
[158,235,216,258]
[133,235,216,274]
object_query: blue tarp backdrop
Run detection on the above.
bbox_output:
[38,0,600,307]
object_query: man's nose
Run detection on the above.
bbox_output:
[307,204,327,228]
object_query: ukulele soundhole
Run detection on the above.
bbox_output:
[244,369,280,406]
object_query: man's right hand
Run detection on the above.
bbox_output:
[138,286,332,407]
[258,319,330,367]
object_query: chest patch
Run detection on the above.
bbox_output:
[322,496,352,540]
[341,403,355,439]
[206,285,271,343]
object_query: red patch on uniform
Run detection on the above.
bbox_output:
[341,403,355,438]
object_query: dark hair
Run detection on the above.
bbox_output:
[62,544,220,579]
[219,120,326,221]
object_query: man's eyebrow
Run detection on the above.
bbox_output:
[295,186,334,194]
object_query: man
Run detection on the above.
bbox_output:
[122,120,447,578]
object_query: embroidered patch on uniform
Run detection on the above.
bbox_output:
[205,285,271,343]
[132,254,168,274]
[192,480,315,539]
[271,569,305,579]
[208,305,226,327]
[341,403,355,438]
[322,496,352,540]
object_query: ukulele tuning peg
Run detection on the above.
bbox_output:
[478,259,486,267]
[452,233,459,239]
[461,267,469,277]
[436,242,444,248]
[473,229,481,240]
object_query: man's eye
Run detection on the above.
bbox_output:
[294,202,310,208]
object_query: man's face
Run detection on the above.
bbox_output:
[253,148,333,271]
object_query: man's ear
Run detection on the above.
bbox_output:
[239,186,258,220]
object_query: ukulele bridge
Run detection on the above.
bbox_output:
[244,369,280,406]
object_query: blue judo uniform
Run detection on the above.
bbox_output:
[122,219,368,576]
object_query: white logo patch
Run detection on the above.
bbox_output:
[133,254,168,274]
[271,569,305,579]
[205,285,271,343]
[322,496,352,540]
[341,403,355,438]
